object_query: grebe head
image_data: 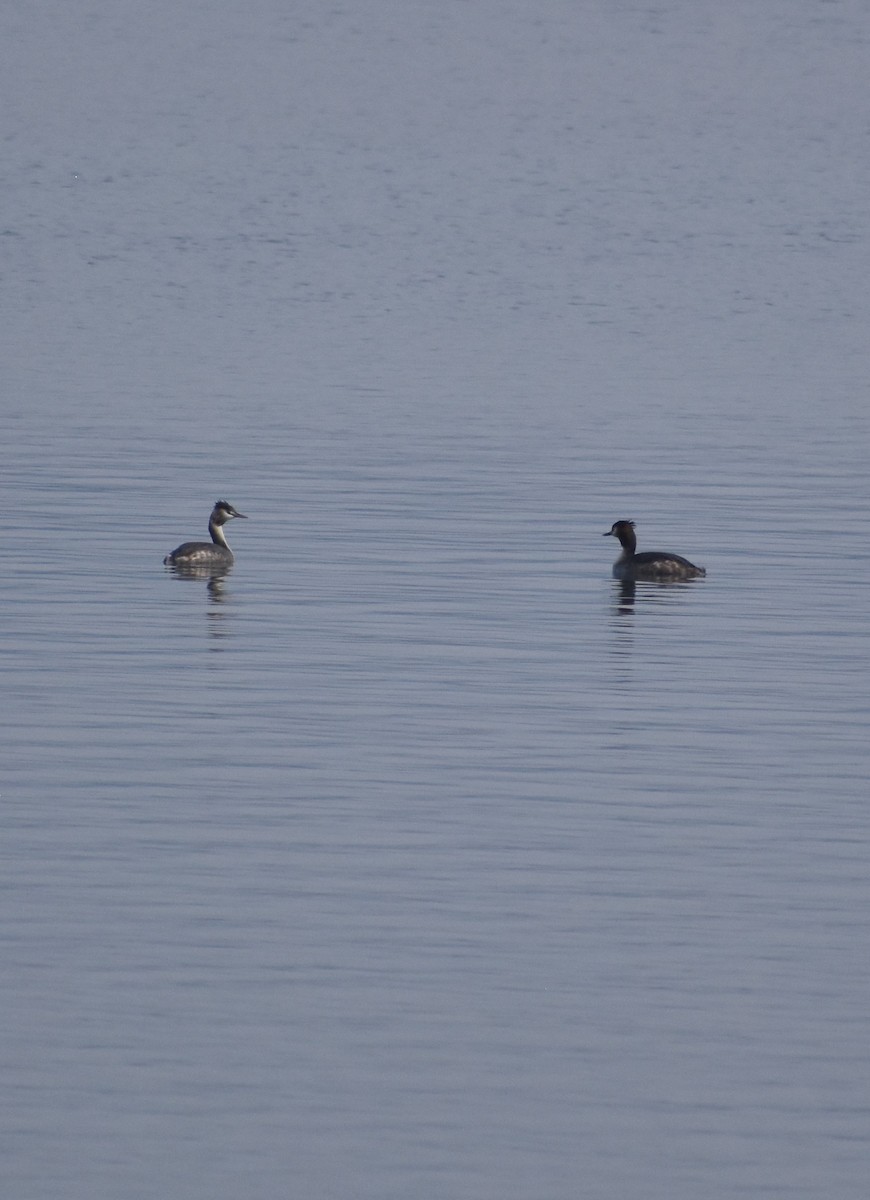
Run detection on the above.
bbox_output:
[603,520,636,552]
[211,500,247,526]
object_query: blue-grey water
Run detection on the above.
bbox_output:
[3,3,870,1198]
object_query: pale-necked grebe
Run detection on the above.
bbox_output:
[164,501,248,567]
[603,520,705,580]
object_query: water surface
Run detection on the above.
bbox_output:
[3,3,870,1198]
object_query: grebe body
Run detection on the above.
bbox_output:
[164,501,248,567]
[603,520,705,581]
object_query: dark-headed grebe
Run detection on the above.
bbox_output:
[603,520,705,580]
[164,501,248,567]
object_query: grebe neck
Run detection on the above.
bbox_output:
[208,517,231,549]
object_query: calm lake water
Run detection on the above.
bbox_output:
[3,2,870,1198]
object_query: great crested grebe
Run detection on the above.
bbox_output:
[164,500,248,567]
[603,520,705,580]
